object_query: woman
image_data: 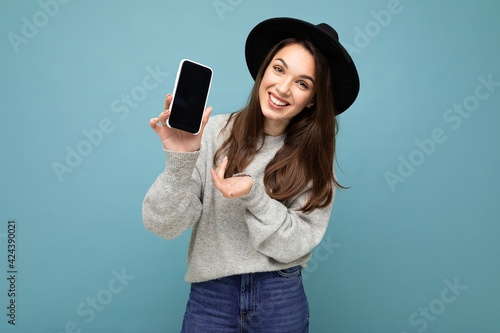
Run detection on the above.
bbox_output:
[143,17,359,333]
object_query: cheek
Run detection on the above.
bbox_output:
[258,82,266,100]
[296,91,314,106]
[260,70,273,87]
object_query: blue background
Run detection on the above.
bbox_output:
[1,0,499,332]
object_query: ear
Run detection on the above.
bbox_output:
[306,95,316,109]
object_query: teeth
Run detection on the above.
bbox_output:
[270,94,287,106]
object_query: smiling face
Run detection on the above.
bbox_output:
[258,43,316,136]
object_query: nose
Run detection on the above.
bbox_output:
[276,78,292,96]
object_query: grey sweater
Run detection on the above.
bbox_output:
[142,113,334,283]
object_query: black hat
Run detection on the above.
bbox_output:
[245,17,360,115]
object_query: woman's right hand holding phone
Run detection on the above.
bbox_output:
[149,94,212,152]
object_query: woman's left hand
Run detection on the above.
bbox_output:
[211,156,254,198]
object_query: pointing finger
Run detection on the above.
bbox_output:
[217,156,228,180]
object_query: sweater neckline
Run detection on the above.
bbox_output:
[264,133,285,146]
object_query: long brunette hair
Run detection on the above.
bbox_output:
[214,37,342,212]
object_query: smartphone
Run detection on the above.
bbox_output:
[167,59,213,135]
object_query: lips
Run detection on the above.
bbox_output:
[269,93,289,107]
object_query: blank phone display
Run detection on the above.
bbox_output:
[168,60,212,134]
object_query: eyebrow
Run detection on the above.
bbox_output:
[275,58,315,84]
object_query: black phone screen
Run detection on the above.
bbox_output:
[168,60,213,134]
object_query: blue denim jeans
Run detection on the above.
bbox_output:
[181,266,309,333]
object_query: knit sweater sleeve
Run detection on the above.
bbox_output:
[240,181,334,264]
[142,150,203,240]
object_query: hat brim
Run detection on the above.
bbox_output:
[245,17,359,114]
